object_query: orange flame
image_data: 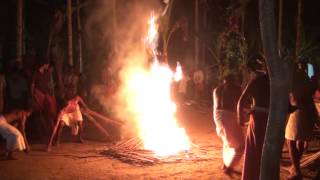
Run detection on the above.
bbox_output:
[174,61,183,82]
[121,13,191,156]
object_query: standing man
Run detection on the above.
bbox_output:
[32,62,57,138]
[285,60,317,180]
[213,74,244,174]
[237,69,270,180]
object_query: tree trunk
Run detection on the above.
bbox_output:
[67,0,73,66]
[259,0,291,179]
[111,0,117,51]
[77,0,83,73]
[194,0,199,68]
[16,0,23,63]
[277,0,283,57]
[295,0,302,59]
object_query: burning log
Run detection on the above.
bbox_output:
[101,138,218,166]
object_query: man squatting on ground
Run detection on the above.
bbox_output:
[213,74,244,174]
[47,95,89,151]
[0,109,32,159]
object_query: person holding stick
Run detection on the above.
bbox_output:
[47,93,88,151]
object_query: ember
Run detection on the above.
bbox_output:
[101,138,219,166]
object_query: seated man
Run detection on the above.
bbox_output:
[0,109,32,160]
[47,95,89,151]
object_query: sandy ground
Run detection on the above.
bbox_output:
[0,105,319,180]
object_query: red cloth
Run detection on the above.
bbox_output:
[32,70,51,94]
[241,112,268,180]
[32,88,57,133]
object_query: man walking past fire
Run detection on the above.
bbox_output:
[213,74,244,174]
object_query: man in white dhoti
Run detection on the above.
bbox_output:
[0,109,32,160]
[47,95,89,151]
[213,74,244,174]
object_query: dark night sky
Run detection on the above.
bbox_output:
[0,0,319,61]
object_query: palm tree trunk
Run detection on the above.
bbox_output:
[259,0,291,179]
[278,0,283,57]
[77,0,83,72]
[111,0,117,51]
[295,0,302,59]
[195,0,199,68]
[16,0,23,63]
[67,0,73,66]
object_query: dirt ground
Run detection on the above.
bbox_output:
[0,105,319,180]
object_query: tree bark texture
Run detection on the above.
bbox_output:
[295,0,302,59]
[259,0,290,179]
[67,0,73,66]
[194,0,199,68]
[16,0,23,62]
[77,0,83,73]
[277,0,283,57]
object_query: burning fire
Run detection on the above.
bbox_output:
[121,13,191,156]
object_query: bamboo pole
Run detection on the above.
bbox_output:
[16,0,23,63]
[67,0,73,66]
[77,0,83,73]
[295,0,302,60]
[82,113,111,139]
[83,109,123,126]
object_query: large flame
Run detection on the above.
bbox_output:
[122,13,191,156]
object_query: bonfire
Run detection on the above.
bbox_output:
[102,13,203,165]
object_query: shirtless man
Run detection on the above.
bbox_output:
[213,74,244,174]
[237,70,270,180]
[0,109,32,160]
[47,95,89,151]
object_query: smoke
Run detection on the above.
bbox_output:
[84,0,163,138]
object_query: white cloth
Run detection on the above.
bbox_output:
[61,104,83,135]
[0,116,26,151]
[214,110,244,166]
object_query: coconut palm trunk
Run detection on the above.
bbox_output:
[278,0,283,57]
[259,0,291,179]
[77,0,83,73]
[295,0,302,59]
[16,0,23,63]
[67,0,73,66]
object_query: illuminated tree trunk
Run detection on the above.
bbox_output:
[295,0,302,59]
[111,0,117,51]
[16,0,23,63]
[77,0,83,72]
[67,0,73,66]
[194,0,199,67]
[259,0,291,179]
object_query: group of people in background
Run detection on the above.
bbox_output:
[0,56,90,160]
[213,55,320,180]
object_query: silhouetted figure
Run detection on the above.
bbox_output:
[285,60,317,180]
[237,71,270,180]
[213,74,244,174]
